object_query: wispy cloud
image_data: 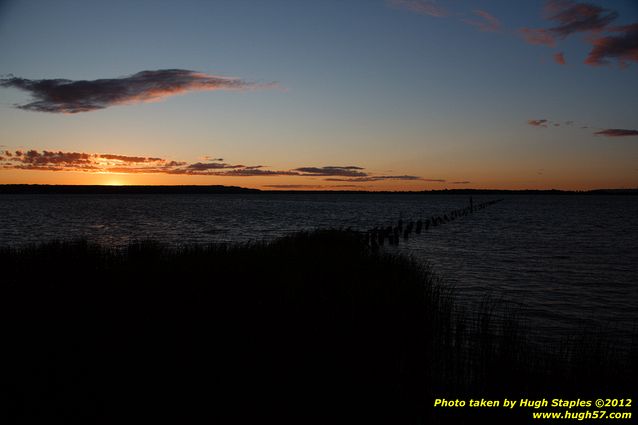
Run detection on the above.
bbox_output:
[206,169,300,177]
[518,1,637,68]
[1,149,430,182]
[528,119,549,127]
[544,0,617,38]
[527,119,638,138]
[464,10,502,33]
[553,51,566,64]
[528,118,584,128]
[184,162,247,171]
[451,181,471,184]
[262,184,325,189]
[386,0,634,68]
[324,175,435,182]
[0,69,274,113]
[292,166,367,177]
[263,184,367,190]
[201,156,224,162]
[585,23,638,67]
[387,0,446,17]
[593,129,638,137]
[99,154,164,163]
[0,150,261,174]
[519,28,556,47]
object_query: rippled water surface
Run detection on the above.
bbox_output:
[1,193,637,340]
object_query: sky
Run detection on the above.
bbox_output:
[0,0,637,190]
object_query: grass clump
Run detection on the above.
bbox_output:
[1,230,634,424]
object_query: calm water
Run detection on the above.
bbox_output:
[1,193,637,341]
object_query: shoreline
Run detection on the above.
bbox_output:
[1,184,637,195]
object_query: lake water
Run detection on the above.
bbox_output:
[1,193,637,343]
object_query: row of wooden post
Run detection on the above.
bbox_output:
[363,198,503,247]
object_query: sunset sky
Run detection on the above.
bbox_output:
[1,0,637,190]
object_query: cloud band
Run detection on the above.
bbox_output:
[0,149,446,182]
[0,69,272,113]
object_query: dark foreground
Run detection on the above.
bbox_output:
[1,230,635,424]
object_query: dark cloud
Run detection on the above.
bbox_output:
[544,0,617,38]
[585,23,638,67]
[593,129,638,137]
[211,169,300,177]
[13,150,93,165]
[528,119,549,127]
[464,10,502,32]
[292,166,367,177]
[387,0,446,17]
[185,162,245,171]
[554,51,566,64]
[0,69,272,113]
[451,181,471,184]
[100,154,163,163]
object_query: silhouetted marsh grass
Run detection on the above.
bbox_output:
[1,230,634,424]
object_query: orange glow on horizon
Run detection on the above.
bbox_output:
[104,178,125,186]
[1,168,636,191]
